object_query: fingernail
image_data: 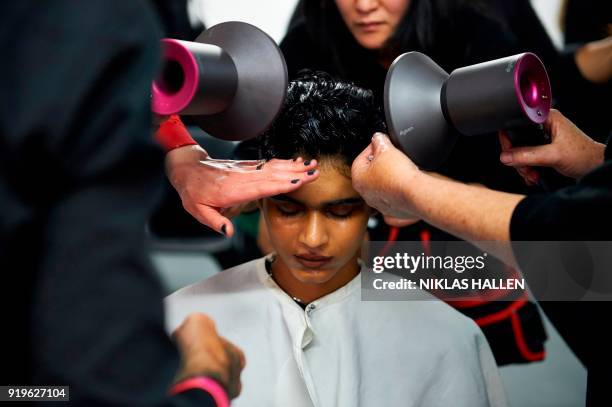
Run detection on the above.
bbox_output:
[307,169,315,175]
[304,160,311,166]
[500,152,512,164]
[291,179,300,184]
[220,224,227,236]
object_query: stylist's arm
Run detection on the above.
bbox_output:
[166,146,319,237]
[351,133,523,266]
[157,116,319,237]
[172,313,245,400]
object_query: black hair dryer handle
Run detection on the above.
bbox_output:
[506,125,574,191]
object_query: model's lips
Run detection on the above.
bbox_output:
[356,21,384,32]
[294,254,333,268]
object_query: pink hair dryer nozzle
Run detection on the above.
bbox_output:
[151,22,288,141]
[384,52,552,169]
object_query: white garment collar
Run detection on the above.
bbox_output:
[255,254,363,310]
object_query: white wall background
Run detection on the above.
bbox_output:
[531,0,564,48]
[187,0,300,43]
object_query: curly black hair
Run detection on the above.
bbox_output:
[257,71,386,169]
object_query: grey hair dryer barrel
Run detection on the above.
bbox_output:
[151,21,288,141]
[384,52,552,170]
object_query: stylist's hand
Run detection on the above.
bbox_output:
[172,313,245,399]
[352,133,421,226]
[499,109,605,184]
[166,145,319,237]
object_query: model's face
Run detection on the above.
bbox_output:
[261,159,370,285]
[335,0,411,50]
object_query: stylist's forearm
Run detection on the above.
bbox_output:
[405,171,524,266]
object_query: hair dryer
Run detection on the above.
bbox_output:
[152,21,288,141]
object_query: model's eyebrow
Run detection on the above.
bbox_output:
[323,197,364,206]
[270,194,302,205]
[270,195,364,206]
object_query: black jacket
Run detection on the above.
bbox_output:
[511,141,612,406]
[0,1,214,405]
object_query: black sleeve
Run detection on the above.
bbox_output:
[564,0,612,44]
[0,1,215,405]
[510,160,612,241]
[555,44,612,141]
[433,2,521,72]
[509,148,612,402]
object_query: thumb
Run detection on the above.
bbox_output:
[371,132,392,156]
[189,204,235,237]
[351,142,374,177]
[498,130,513,151]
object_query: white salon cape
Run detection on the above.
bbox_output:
[164,256,507,407]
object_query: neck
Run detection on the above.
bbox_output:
[270,253,361,304]
[378,54,394,69]
[377,45,397,69]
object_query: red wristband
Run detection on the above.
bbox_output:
[155,115,197,152]
[169,376,229,407]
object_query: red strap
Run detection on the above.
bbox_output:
[169,376,229,407]
[475,299,545,362]
[377,226,400,257]
[420,229,431,256]
[511,310,546,361]
[415,228,544,362]
[155,115,197,152]
[474,299,528,327]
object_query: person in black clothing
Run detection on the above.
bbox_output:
[286,0,611,159]
[351,108,612,406]
[152,0,204,40]
[487,0,611,141]
[287,0,611,141]
[564,0,611,44]
[561,0,612,140]
[278,0,548,365]
[0,1,247,404]
[284,0,518,107]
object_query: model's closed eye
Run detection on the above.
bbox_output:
[326,203,363,219]
[276,202,303,216]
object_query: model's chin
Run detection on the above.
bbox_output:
[291,267,337,285]
[353,33,388,50]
